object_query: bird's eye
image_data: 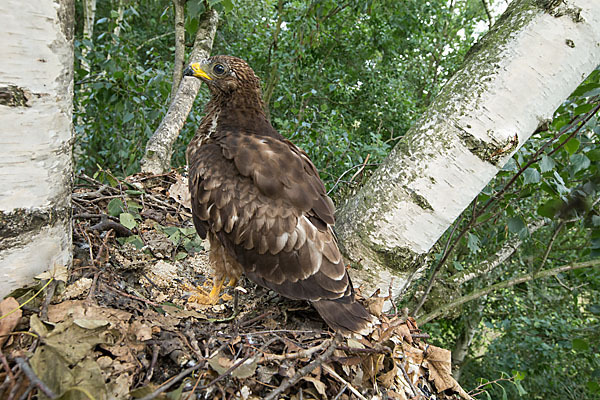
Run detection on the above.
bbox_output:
[213,64,226,75]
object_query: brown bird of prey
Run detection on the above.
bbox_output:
[183,55,372,334]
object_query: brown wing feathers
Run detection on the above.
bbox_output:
[186,55,372,334]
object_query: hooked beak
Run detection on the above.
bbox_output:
[184,62,212,80]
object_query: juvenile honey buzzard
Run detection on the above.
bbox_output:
[184,55,372,334]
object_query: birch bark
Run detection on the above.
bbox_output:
[336,0,600,301]
[0,0,74,297]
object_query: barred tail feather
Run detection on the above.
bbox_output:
[311,299,374,335]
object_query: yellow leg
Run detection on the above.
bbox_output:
[188,276,225,305]
[207,276,225,301]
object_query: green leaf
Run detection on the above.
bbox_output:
[123,112,134,123]
[507,217,526,234]
[120,213,137,230]
[573,103,596,115]
[453,261,464,271]
[117,235,144,249]
[572,338,589,351]
[512,370,526,382]
[500,385,508,400]
[537,199,563,218]
[515,381,527,396]
[539,154,556,173]
[467,233,480,253]
[175,252,188,261]
[564,138,580,155]
[523,168,541,184]
[570,153,591,173]
[587,149,600,161]
[107,198,124,217]
[222,0,234,13]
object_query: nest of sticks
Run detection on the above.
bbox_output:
[0,171,473,400]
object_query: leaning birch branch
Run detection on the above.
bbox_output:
[140,7,219,174]
[170,0,186,101]
[418,259,600,324]
[449,219,546,286]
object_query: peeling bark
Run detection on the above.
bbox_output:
[336,0,600,303]
[141,7,219,175]
[0,0,74,296]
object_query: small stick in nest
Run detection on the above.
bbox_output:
[264,334,340,400]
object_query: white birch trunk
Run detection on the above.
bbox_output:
[83,0,96,39]
[0,0,74,297]
[337,0,600,302]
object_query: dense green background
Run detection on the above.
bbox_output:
[73,1,600,398]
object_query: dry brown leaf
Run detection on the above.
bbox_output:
[423,344,456,393]
[302,376,327,396]
[377,357,398,388]
[47,300,132,325]
[168,174,191,210]
[366,295,385,317]
[0,297,21,348]
[394,323,413,344]
[60,277,93,300]
[401,343,424,364]
[386,389,408,400]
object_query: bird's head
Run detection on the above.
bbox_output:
[184,55,261,98]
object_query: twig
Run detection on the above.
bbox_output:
[348,153,371,183]
[186,338,277,397]
[336,345,392,355]
[537,221,565,273]
[137,362,205,400]
[0,279,54,322]
[397,358,419,398]
[481,0,494,28]
[265,336,339,400]
[327,162,379,195]
[39,278,57,321]
[101,283,161,307]
[238,311,274,327]
[261,339,330,362]
[90,217,132,236]
[0,348,14,381]
[418,259,600,324]
[322,364,368,400]
[144,344,160,385]
[14,358,56,399]
[412,210,466,316]
[135,31,175,51]
[332,384,348,400]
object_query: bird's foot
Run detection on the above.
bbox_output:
[187,277,236,305]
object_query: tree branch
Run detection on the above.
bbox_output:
[417,259,600,324]
[141,7,219,174]
[449,219,546,286]
[481,0,494,29]
[171,0,186,101]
